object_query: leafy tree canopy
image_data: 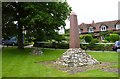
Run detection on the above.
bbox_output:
[2,2,72,49]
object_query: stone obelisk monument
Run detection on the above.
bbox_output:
[70,12,80,48]
[56,12,99,67]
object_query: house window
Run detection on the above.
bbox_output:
[116,24,120,30]
[88,27,94,33]
[101,25,107,31]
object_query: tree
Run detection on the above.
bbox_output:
[2,2,72,49]
[24,2,71,41]
[110,34,119,42]
[2,3,18,38]
[2,2,26,49]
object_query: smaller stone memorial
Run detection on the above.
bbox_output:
[30,48,43,56]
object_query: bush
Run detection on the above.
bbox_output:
[90,44,113,51]
[80,44,88,50]
[84,34,93,43]
[57,42,69,49]
[33,42,69,49]
[102,40,108,43]
[88,39,99,50]
[110,34,119,42]
[105,36,110,42]
[81,43,113,51]
[92,44,104,51]
[104,44,113,51]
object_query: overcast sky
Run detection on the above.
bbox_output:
[65,0,120,29]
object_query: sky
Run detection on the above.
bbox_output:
[65,0,120,29]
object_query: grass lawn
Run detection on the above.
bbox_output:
[2,47,118,77]
[0,49,2,78]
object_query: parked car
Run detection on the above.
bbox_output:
[3,36,17,46]
[112,41,120,51]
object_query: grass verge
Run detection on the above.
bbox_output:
[2,47,118,77]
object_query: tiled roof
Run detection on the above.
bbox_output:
[79,20,120,33]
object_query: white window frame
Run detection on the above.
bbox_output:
[101,25,107,31]
[88,27,94,33]
[116,24,120,30]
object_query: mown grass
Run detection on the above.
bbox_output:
[0,48,2,78]
[2,47,118,77]
[87,51,119,69]
[87,51,118,62]
[71,69,117,77]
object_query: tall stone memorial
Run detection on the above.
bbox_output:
[56,12,99,67]
[70,12,80,48]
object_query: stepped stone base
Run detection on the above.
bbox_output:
[56,48,99,67]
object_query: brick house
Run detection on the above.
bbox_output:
[78,20,120,41]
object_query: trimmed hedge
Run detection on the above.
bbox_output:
[34,42,113,51]
[80,44,113,51]
[33,42,69,49]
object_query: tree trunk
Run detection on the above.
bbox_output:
[17,2,24,49]
[17,22,24,49]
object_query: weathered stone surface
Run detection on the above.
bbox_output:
[30,48,43,56]
[70,12,80,48]
[56,48,99,67]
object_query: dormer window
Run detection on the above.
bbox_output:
[116,24,120,30]
[101,25,107,31]
[88,27,94,33]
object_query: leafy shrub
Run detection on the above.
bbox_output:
[102,40,108,43]
[88,39,99,50]
[110,34,119,42]
[81,43,113,51]
[84,34,93,43]
[105,36,110,42]
[92,44,104,51]
[57,42,69,49]
[93,44,113,51]
[34,42,69,49]
[80,44,88,50]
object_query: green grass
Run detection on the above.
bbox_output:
[87,51,118,62]
[71,69,117,77]
[87,51,119,69]
[0,49,2,78]
[2,47,118,77]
